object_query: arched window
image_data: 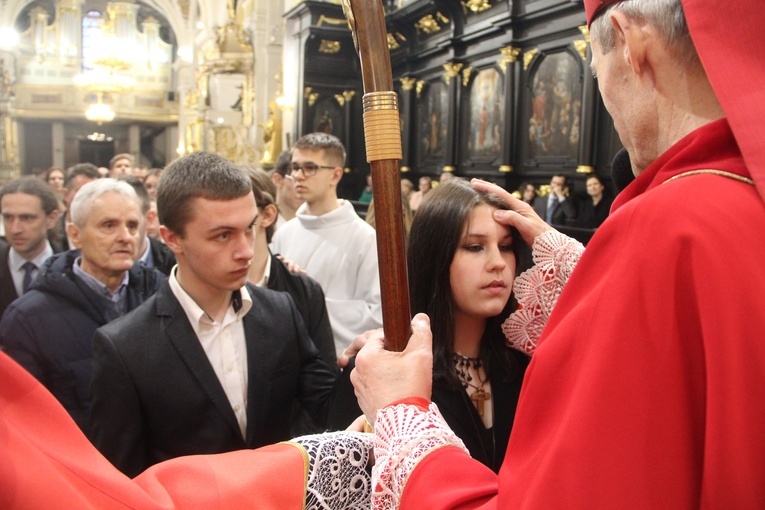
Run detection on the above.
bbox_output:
[81,10,102,71]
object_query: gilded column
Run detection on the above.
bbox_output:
[442,62,463,172]
[499,46,521,173]
[576,26,595,174]
[398,77,417,172]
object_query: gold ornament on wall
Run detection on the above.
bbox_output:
[443,62,463,84]
[499,46,521,74]
[416,80,425,98]
[462,0,492,14]
[523,48,539,71]
[415,15,441,35]
[319,40,341,54]
[400,77,417,91]
[462,67,473,87]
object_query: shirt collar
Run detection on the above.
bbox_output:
[72,256,130,300]
[8,242,53,271]
[168,266,252,326]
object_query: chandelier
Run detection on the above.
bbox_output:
[85,96,116,124]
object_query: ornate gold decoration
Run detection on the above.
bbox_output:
[343,90,356,102]
[319,40,341,54]
[462,0,492,14]
[576,165,594,174]
[335,94,346,107]
[436,12,450,24]
[259,100,282,166]
[416,80,425,98]
[401,166,410,173]
[523,49,539,71]
[305,87,320,107]
[499,165,513,173]
[538,184,551,196]
[178,0,190,19]
[400,77,417,91]
[579,25,591,43]
[442,166,455,172]
[415,15,441,35]
[318,15,350,27]
[499,46,521,74]
[387,34,400,50]
[573,40,588,61]
[462,67,473,87]
[443,62,463,85]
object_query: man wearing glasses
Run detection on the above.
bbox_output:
[271,133,382,356]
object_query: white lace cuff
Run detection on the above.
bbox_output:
[503,229,584,354]
[291,431,374,509]
[372,402,469,509]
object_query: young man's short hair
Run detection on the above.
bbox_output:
[109,153,134,169]
[292,133,346,168]
[158,152,253,236]
[0,176,60,216]
[244,166,278,243]
[64,163,100,188]
[273,151,292,177]
[116,175,150,215]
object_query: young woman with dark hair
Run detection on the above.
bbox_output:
[407,179,529,472]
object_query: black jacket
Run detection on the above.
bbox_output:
[0,250,164,431]
[89,282,338,477]
[0,241,65,320]
[147,237,176,275]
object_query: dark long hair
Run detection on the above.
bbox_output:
[407,179,524,388]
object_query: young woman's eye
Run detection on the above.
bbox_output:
[499,244,514,252]
[463,244,483,252]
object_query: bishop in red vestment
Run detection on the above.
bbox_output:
[352,0,765,508]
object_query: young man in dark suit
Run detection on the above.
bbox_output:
[89,152,338,477]
[0,177,62,319]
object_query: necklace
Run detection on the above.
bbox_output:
[452,353,491,416]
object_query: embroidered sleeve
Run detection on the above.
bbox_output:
[291,431,374,509]
[371,402,469,510]
[503,230,585,354]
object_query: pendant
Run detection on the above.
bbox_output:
[471,387,491,416]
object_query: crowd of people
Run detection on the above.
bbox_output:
[2,0,765,506]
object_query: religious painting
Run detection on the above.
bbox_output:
[526,51,583,159]
[311,96,344,142]
[466,68,504,160]
[418,80,448,162]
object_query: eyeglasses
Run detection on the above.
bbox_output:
[290,163,335,177]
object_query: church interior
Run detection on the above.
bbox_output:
[0,0,623,201]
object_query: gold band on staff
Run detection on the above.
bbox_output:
[363,91,403,162]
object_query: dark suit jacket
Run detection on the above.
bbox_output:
[0,241,64,320]
[89,282,338,477]
[533,194,577,226]
[147,237,176,275]
[0,243,17,320]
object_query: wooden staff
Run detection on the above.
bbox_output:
[342,0,411,351]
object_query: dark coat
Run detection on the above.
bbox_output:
[533,194,577,226]
[432,349,528,473]
[0,250,164,431]
[0,241,65,320]
[147,237,176,275]
[88,282,338,477]
[267,253,336,368]
[0,243,17,320]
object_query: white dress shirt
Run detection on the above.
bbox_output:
[168,268,253,438]
[8,242,54,296]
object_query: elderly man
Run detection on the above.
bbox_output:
[0,177,62,319]
[0,179,163,431]
[351,0,765,507]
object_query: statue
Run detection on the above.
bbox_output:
[259,100,282,167]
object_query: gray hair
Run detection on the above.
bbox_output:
[590,0,701,70]
[69,178,139,227]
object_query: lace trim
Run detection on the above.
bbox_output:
[291,431,374,509]
[372,402,469,510]
[503,230,584,354]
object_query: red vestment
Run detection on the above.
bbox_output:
[400,119,765,508]
[0,350,307,509]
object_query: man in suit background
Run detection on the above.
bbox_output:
[89,152,338,477]
[117,174,176,275]
[0,179,163,430]
[0,177,62,319]
[533,173,577,226]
